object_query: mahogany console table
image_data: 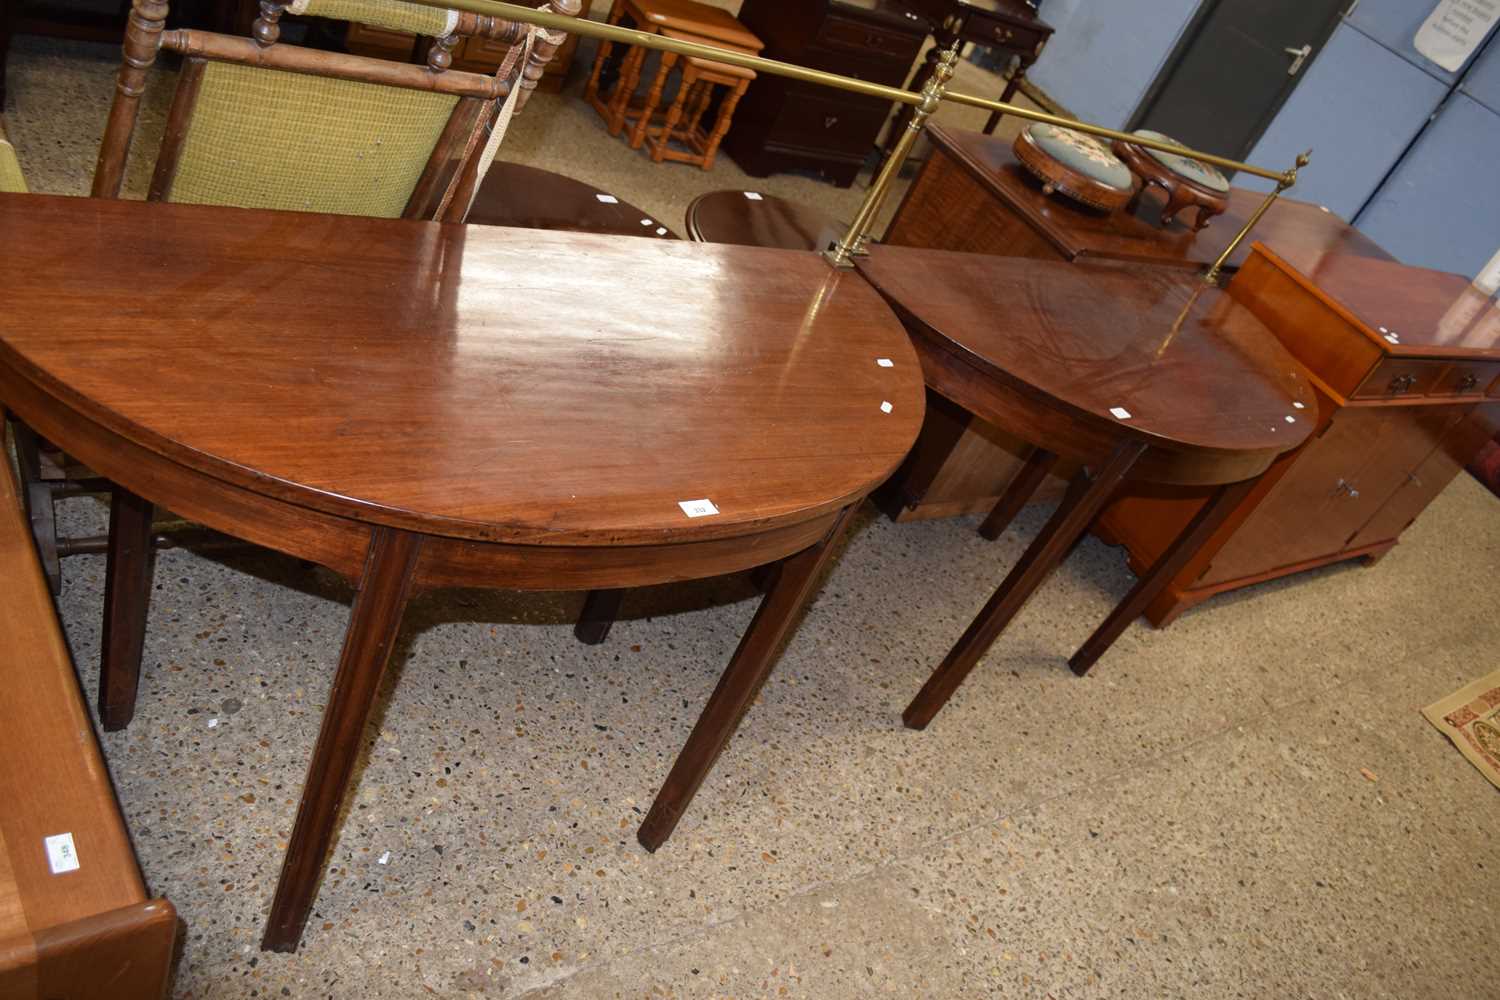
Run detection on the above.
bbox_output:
[855,247,1314,713]
[877,123,1393,524]
[0,193,924,952]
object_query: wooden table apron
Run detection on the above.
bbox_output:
[0,194,925,953]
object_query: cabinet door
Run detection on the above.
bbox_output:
[1348,405,1486,549]
[1200,407,1454,585]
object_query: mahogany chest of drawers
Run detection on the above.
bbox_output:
[724,0,927,187]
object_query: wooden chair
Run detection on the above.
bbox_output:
[0,428,178,999]
[12,0,581,592]
[94,0,582,216]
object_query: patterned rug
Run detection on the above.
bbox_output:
[1424,669,1500,790]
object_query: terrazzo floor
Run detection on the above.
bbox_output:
[6,18,1500,1000]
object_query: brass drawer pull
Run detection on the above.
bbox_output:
[1334,478,1360,499]
[1457,373,1480,392]
[1388,373,1417,394]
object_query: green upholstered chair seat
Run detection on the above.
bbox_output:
[1028,123,1133,192]
[0,131,26,193]
[1132,129,1230,193]
[289,0,459,37]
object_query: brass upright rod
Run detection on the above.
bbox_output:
[826,44,959,268]
[404,0,1298,186]
[1203,150,1312,284]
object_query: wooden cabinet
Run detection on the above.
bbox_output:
[1096,246,1500,625]
[724,0,927,187]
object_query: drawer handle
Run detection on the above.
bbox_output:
[1457,373,1480,391]
[1388,373,1417,394]
[1334,478,1360,499]
[824,115,839,129]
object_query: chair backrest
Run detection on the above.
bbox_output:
[0,121,26,193]
[93,0,580,221]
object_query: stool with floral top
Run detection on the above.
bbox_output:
[1011,123,1136,213]
[1112,129,1231,231]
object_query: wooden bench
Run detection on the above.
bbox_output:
[0,422,177,1000]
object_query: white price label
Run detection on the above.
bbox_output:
[678,499,720,518]
[743,191,764,201]
[879,401,893,413]
[1109,407,1133,420]
[595,193,619,204]
[876,358,894,367]
[44,833,80,874]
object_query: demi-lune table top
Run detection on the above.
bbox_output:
[0,193,925,546]
[857,244,1316,468]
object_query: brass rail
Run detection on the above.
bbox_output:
[415,0,1309,274]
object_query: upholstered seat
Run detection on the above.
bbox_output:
[1132,128,1230,192]
[1028,123,1134,192]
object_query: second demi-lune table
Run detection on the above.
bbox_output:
[0,193,925,952]
[855,247,1315,722]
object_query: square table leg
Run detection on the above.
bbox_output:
[636,504,856,851]
[575,587,625,645]
[1068,476,1256,676]
[978,445,1058,541]
[99,484,156,732]
[261,527,423,953]
[903,439,1146,730]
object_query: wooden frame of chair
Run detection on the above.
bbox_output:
[92,0,582,223]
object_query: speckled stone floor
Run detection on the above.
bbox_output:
[6,17,1500,1000]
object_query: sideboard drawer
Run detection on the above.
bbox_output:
[1352,358,1444,400]
[1432,360,1500,397]
[816,13,921,62]
[768,83,889,157]
[969,14,1048,56]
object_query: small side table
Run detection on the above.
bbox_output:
[685,190,841,251]
[884,0,1054,165]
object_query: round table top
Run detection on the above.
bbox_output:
[467,162,678,240]
[0,195,925,546]
[685,190,842,252]
[857,245,1315,462]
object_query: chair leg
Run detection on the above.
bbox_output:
[11,421,62,593]
[575,588,624,645]
[698,79,747,171]
[978,446,1058,541]
[902,439,1146,730]
[637,505,856,851]
[629,52,677,150]
[651,65,695,162]
[1068,477,1255,676]
[99,485,156,731]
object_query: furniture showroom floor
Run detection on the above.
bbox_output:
[7,34,1500,1000]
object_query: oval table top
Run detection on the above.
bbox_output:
[0,194,925,546]
[467,162,679,240]
[856,244,1315,465]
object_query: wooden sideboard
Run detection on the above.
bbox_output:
[1098,246,1500,625]
[725,0,927,188]
[877,123,1395,521]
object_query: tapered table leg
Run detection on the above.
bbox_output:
[875,389,971,518]
[575,588,624,645]
[1069,477,1255,676]
[903,440,1146,730]
[261,527,422,953]
[978,446,1057,540]
[99,485,156,731]
[637,506,856,852]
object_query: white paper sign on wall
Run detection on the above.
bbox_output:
[1414,0,1500,72]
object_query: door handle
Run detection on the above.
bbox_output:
[1284,43,1312,76]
